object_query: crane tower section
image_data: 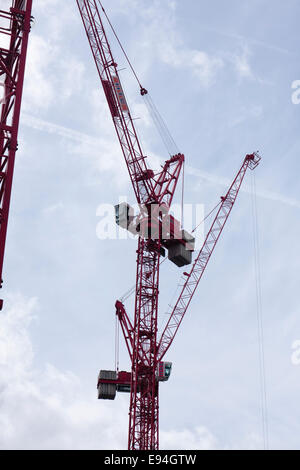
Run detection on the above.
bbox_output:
[0,0,33,309]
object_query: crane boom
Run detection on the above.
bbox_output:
[76,1,184,208]
[115,300,134,360]
[157,152,261,361]
[0,0,33,308]
[76,0,155,204]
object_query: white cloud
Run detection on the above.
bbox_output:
[23,32,85,111]
[21,112,300,210]
[199,26,293,57]
[23,35,57,110]
[160,426,217,450]
[21,111,165,188]
[43,202,64,214]
[229,105,263,127]
[22,0,85,112]
[60,58,86,102]
[186,164,300,209]
[1,293,264,450]
[232,46,253,79]
[21,113,129,187]
[161,45,223,87]
[228,45,271,84]
[0,293,128,450]
[160,426,264,450]
[0,293,223,450]
[0,294,37,379]
[108,0,224,88]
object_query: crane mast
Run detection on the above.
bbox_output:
[77,1,261,450]
[0,0,33,309]
[77,0,184,450]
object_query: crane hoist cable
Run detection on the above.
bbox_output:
[181,159,185,229]
[98,0,143,90]
[192,199,222,234]
[158,277,185,336]
[143,93,180,156]
[158,198,223,334]
[251,171,269,450]
[115,311,120,373]
[98,0,179,157]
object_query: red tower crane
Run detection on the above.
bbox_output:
[0,0,33,309]
[77,0,261,450]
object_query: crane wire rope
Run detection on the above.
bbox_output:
[98,0,143,90]
[115,310,120,373]
[157,198,222,334]
[98,0,179,157]
[251,172,269,450]
[181,160,185,229]
[192,199,222,234]
[143,94,180,156]
[157,276,185,336]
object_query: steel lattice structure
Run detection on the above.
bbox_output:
[0,0,32,308]
[76,0,261,450]
[157,153,261,361]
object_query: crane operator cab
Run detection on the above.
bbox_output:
[156,361,172,382]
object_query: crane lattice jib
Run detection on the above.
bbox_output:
[0,0,33,305]
[76,0,155,204]
[157,152,261,361]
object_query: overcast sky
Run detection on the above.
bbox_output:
[0,0,299,450]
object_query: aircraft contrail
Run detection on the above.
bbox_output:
[22,113,300,209]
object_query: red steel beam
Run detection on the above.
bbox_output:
[0,0,33,308]
[157,152,261,362]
